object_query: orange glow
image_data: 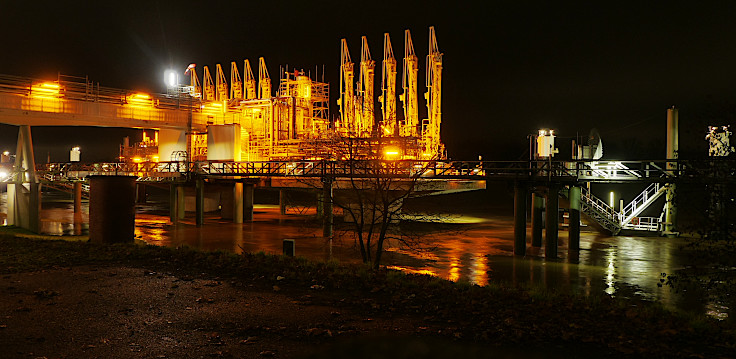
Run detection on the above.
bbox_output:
[132,156,143,163]
[126,93,154,107]
[31,82,62,99]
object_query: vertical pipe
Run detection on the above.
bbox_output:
[195,178,204,227]
[531,192,544,247]
[233,182,243,224]
[323,179,333,238]
[513,182,528,256]
[569,185,581,251]
[665,107,678,235]
[279,189,287,215]
[244,183,254,222]
[545,184,559,258]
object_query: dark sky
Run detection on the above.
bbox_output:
[1,1,735,161]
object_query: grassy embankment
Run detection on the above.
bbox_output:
[0,226,734,358]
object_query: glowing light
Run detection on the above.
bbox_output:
[164,69,178,88]
[152,155,160,162]
[0,169,8,178]
[132,157,143,163]
[31,82,62,99]
[2,151,8,156]
[610,191,615,209]
[383,146,401,159]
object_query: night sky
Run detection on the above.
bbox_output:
[1,1,735,162]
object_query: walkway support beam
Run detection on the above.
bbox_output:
[531,192,544,247]
[233,182,243,224]
[568,185,581,251]
[513,182,528,256]
[244,183,254,222]
[195,178,204,226]
[545,184,559,258]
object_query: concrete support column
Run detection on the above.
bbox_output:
[89,176,136,243]
[322,179,333,238]
[513,182,528,256]
[169,183,185,223]
[568,185,581,251]
[135,183,146,204]
[279,189,287,215]
[531,192,544,247]
[545,184,559,259]
[7,125,40,232]
[169,183,178,223]
[177,184,185,220]
[233,182,243,224]
[73,182,82,214]
[244,183,254,222]
[195,178,204,227]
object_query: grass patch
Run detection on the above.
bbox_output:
[0,233,734,358]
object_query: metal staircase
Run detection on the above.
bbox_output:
[619,183,666,230]
[40,173,90,199]
[569,184,664,235]
[578,187,622,234]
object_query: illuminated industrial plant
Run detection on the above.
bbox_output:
[127,26,445,162]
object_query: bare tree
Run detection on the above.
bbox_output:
[317,135,439,269]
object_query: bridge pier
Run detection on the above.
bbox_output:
[568,185,581,251]
[513,182,528,256]
[169,183,185,223]
[279,189,287,215]
[531,191,544,247]
[545,184,559,258]
[6,125,40,232]
[89,176,136,243]
[233,182,243,224]
[244,183,254,222]
[136,183,147,204]
[195,178,204,226]
[73,182,83,215]
[322,178,333,238]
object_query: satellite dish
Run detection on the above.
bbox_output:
[588,128,603,160]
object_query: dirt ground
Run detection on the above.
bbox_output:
[2,265,600,359]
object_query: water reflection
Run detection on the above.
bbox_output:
[0,190,730,319]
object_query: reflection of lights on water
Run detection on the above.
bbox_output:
[448,256,460,282]
[386,265,437,277]
[706,302,729,320]
[605,249,616,295]
[469,255,489,286]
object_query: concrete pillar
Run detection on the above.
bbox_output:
[531,192,544,247]
[73,182,82,214]
[176,184,185,220]
[195,178,204,226]
[664,107,678,235]
[244,183,254,222]
[233,182,243,224]
[568,185,581,251]
[89,176,136,243]
[513,182,528,256]
[545,184,559,258]
[279,189,287,215]
[135,183,146,204]
[322,179,333,238]
[169,183,185,223]
[169,183,178,223]
[7,125,40,232]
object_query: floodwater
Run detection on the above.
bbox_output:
[0,189,729,319]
